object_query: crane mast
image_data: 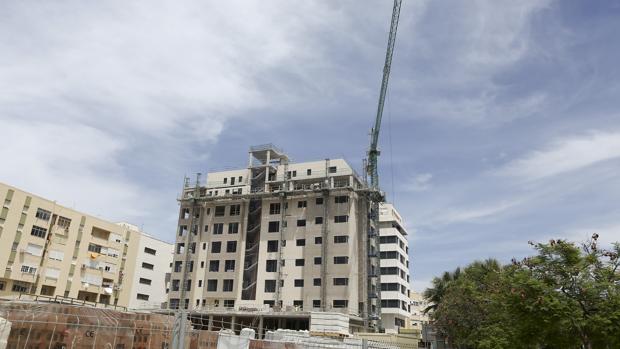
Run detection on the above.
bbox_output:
[368,0,402,189]
[365,0,402,332]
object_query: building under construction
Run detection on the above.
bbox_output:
[168,144,412,335]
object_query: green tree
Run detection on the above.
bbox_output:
[424,234,620,349]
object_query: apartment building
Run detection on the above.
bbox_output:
[378,203,412,333]
[0,182,173,309]
[169,144,411,334]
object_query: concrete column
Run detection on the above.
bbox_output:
[248,152,253,168]
[258,316,264,339]
[231,316,236,332]
[208,315,213,331]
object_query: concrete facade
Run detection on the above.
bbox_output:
[168,145,411,333]
[0,182,173,309]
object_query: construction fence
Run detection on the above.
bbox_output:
[0,302,418,349]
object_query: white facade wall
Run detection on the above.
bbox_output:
[126,232,174,309]
[379,203,412,333]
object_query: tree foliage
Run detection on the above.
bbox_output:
[424,234,620,349]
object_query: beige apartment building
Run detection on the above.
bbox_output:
[0,182,173,309]
[168,144,411,334]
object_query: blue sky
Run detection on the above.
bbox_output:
[1,0,619,291]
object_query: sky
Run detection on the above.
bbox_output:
[1,0,619,292]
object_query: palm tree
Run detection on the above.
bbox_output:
[423,267,461,314]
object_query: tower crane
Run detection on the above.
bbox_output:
[368,0,402,190]
[365,0,402,332]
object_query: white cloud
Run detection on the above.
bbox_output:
[439,199,523,224]
[497,131,620,180]
[0,0,378,239]
[404,173,433,192]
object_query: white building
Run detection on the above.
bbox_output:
[119,223,174,310]
[379,203,412,333]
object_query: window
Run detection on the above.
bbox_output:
[264,280,276,293]
[213,223,224,235]
[200,261,204,268]
[214,206,226,217]
[381,299,400,308]
[267,240,278,252]
[35,208,51,221]
[209,260,219,272]
[315,197,323,205]
[333,278,349,286]
[224,299,235,307]
[380,236,398,244]
[203,243,207,250]
[20,265,37,274]
[381,267,399,275]
[181,208,190,219]
[25,243,43,256]
[381,283,399,291]
[225,260,235,272]
[297,201,307,208]
[139,278,152,285]
[30,225,47,238]
[328,166,337,173]
[333,300,348,308]
[334,215,348,223]
[142,262,154,270]
[313,300,321,308]
[314,257,322,265]
[12,283,28,293]
[314,217,323,224]
[294,279,304,287]
[296,219,306,227]
[380,251,399,260]
[293,300,303,308]
[93,244,106,258]
[223,177,228,184]
[57,216,71,229]
[227,241,237,253]
[313,278,321,286]
[174,261,182,272]
[178,225,188,236]
[229,204,241,216]
[269,203,281,215]
[223,279,234,292]
[395,318,406,328]
[334,236,348,243]
[307,169,312,175]
[228,222,239,234]
[144,247,156,255]
[230,177,235,185]
[48,250,64,261]
[334,256,349,264]
[266,260,277,272]
[334,196,349,204]
[207,280,218,292]
[268,221,280,233]
[211,242,221,253]
[171,280,180,291]
[296,239,305,246]
[315,237,322,244]
[295,259,304,266]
